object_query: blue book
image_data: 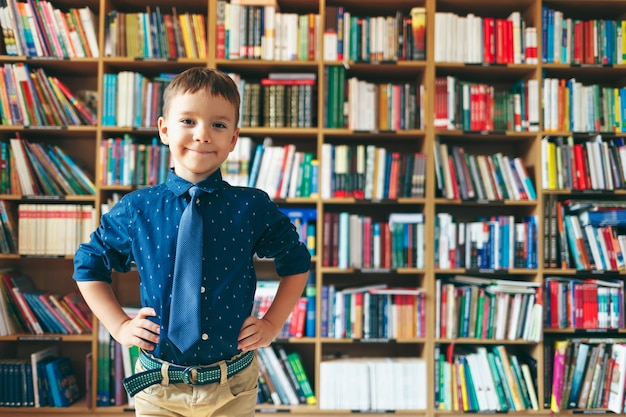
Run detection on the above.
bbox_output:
[567,343,590,408]
[579,209,626,226]
[247,143,264,187]
[304,271,316,337]
[44,357,80,407]
[320,285,329,337]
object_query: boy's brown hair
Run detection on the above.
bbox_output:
[162,67,240,123]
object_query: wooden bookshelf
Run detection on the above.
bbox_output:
[2,0,626,415]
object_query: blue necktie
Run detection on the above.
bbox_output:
[168,186,203,353]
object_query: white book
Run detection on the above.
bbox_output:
[287,151,303,198]
[466,352,490,410]
[228,3,240,59]
[78,7,99,57]
[506,293,523,340]
[608,344,626,413]
[262,5,275,60]
[476,347,501,410]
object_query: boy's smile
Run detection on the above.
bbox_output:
[158,91,239,184]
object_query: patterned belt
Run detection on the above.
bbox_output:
[123,350,255,397]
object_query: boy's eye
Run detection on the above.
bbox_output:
[180,119,194,125]
[213,122,227,129]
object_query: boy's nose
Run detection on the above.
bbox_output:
[193,128,212,143]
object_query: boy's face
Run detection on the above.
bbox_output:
[158,91,239,184]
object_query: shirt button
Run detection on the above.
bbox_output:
[202,333,208,340]
[201,286,205,293]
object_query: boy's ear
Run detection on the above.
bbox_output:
[228,128,240,152]
[157,117,169,145]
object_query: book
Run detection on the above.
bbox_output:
[30,345,58,407]
[44,356,80,407]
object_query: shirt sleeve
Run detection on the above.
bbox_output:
[254,195,312,277]
[73,197,135,283]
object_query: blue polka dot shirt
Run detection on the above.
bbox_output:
[73,169,312,366]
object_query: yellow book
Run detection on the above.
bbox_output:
[450,356,459,411]
[615,87,621,132]
[458,358,470,411]
[546,140,557,190]
[178,13,193,58]
[379,83,388,131]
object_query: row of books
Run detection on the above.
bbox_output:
[434,77,540,132]
[320,284,426,340]
[434,344,539,412]
[227,73,316,129]
[434,141,537,201]
[543,136,626,192]
[435,276,542,343]
[325,66,424,130]
[345,78,424,132]
[434,11,537,64]
[435,213,539,270]
[545,277,624,330]
[319,356,426,410]
[216,2,319,61]
[320,144,427,200]
[247,139,317,199]
[8,138,96,196]
[323,7,426,63]
[101,71,174,128]
[0,63,96,126]
[96,310,139,407]
[0,270,92,336]
[279,208,316,256]
[253,278,315,339]
[104,8,207,59]
[0,0,98,58]
[542,8,626,65]
[0,347,80,408]
[544,79,626,133]
[257,346,316,406]
[100,136,172,186]
[18,203,94,256]
[547,340,626,413]
[322,212,425,270]
[551,199,626,271]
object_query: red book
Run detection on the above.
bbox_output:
[447,157,460,199]
[308,13,316,60]
[322,212,333,267]
[215,1,226,59]
[387,152,401,199]
[362,216,372,268]
[573,143,588,190]
[331,212,339,267]
[381,221,392,268]
[572,21,583,65]
[495,19,505,64]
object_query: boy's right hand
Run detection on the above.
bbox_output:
[115,307,160,350]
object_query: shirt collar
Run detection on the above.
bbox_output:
[165,168,225,197]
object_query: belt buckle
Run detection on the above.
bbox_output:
[182,366,200,385]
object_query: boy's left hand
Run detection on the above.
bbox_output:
[237,316,279,351]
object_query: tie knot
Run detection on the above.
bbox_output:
[188,186,202,199]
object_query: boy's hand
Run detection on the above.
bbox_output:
[237,316,280,351]
[115,307,160,350]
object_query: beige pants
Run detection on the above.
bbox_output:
[133,354,259,417]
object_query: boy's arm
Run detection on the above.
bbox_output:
[238,271,309,351]
[77,281,160,350]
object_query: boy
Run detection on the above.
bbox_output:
[73,67,311,416]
